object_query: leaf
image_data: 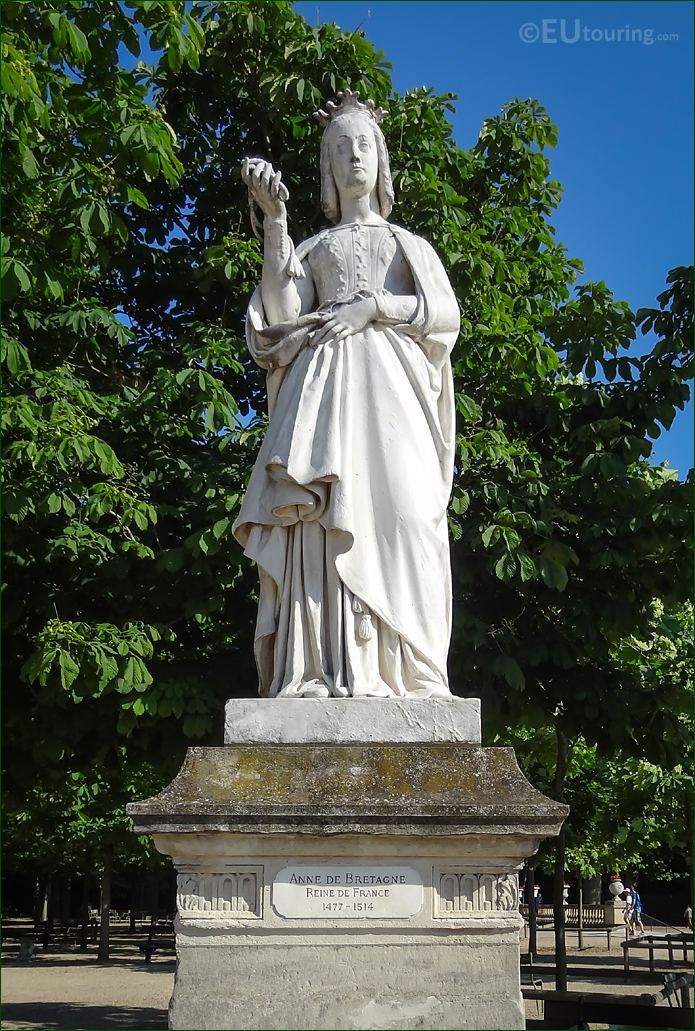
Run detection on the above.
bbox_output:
[3,259,32,298]
[451,493,469,515]
[203,404,217,432]
[92,204,110,236]
[494,552,516,581]
[98,654,119,687]
[126,185,149,209]
[542,541,579,567]
[59,650,80,691]
[46,493,62,514]
[20,648,44,684]
[518,553,536,582]
[166,40,183,73]
[122,23,140,58]
[139,149,160,179]
[481,525,500,548]
[538,557,568,592]
[3,337,32,374]
[185,11,205,50]
[456,393,482,422]
[79,203,95,236]
[448,517,462,541]
[493,654,525,692]
[45,275,64,300]
[212,517,229,539]
[500,527,521,551]
[21,147,39,179]
[4,488,30,522]
[65,19,90,62]
[48,11,67,45]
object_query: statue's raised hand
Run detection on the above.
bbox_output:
[241,157,289,220]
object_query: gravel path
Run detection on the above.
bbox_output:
[2,931,172,1030]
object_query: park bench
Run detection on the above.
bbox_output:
[18,938,38,962]
[521,903,554,929]
[138,935,175,961]
[521,903,622,949]
[523,972,694,1029]
[622,932,694,982]
[138,917,176,963]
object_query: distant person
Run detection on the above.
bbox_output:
[628,885,645,935]
[684,904,693,930]
[623,888,635,936]
[534,886,542,914]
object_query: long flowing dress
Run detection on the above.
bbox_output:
[233,221,460,697]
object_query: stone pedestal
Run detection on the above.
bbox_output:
[128,700,567,1030]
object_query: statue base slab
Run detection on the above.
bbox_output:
[224,696,482,744]
[128,736,566,1030]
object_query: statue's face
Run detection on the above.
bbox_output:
[328,113,379,200]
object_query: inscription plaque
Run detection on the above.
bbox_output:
[272,864,423,919]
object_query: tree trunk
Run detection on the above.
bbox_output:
[97,849,112,962]
[60,874,72,928]
[583,875,601,905]
[686,793,694,916]
[79,871,91,952]
[33,877,43,928]
[129,873,140,932]
[526,860,538,960]
[50,876,61,935]
[578,875,584,951]
[39,878,50,924]
[552,724,570,991]
[41,875,54,948]
[149,869,160,926]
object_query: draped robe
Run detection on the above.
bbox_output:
[233,222,459,697]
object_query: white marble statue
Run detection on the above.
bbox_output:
[233,92,459,699]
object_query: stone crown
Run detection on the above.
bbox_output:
[313,90,387,127]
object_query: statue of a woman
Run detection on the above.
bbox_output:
[233,92,459,699]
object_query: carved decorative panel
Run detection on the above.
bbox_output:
[433,869,520,917]
[176,867,262,919]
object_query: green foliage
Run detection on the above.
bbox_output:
[501,604,693,879]
[511,727,692,881]
[2,2,253,795]
[4,750,176,877]
[3,0,692,881]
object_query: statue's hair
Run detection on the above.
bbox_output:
[319,115,394,223]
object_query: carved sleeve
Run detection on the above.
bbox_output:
[372,290,417,325]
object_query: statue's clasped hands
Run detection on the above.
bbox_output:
[311,296,377,347]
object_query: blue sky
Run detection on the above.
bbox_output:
[296,0,693,476]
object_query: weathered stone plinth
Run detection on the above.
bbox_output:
[128,700,567,1030]
[223,696,482,745]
